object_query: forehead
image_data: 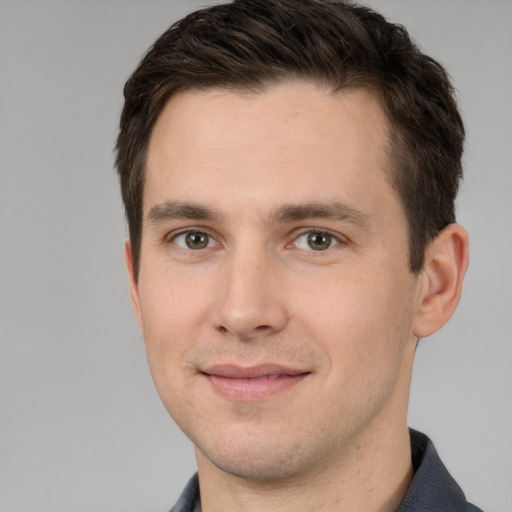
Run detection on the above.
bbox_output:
[145,82,399,223]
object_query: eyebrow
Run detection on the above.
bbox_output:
[270,202,372,229]
[147,201,223,224]
[147,199,372,230]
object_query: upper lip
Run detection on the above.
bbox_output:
[202,364,309,379]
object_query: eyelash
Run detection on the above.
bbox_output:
[170,229,219,251]
[291,229,343,251]
[167,228,345,253]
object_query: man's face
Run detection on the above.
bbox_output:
[127,82,424,481]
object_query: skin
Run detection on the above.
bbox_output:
[125,82,469,512]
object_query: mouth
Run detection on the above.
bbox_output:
[201,364,310,401]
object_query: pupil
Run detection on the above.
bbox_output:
[186,232,208,249]
[308,232,331,250]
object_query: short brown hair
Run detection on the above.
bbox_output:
[116,0,464,275]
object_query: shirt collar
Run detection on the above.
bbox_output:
[397,429,479,511]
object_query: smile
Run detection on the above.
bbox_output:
[201,364,310,401]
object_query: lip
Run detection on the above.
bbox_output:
[202,364,310,401]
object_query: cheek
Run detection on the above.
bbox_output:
[294,267,415,372]
[138,263,212,335]
[309,274,415,418]
[137,270,211,389]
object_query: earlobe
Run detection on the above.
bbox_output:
[412,224,469,338]
[124,239,143,329]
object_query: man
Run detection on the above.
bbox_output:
[115,1,482,510]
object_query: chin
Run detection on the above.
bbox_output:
[195,427,336,483]
[207,451,308,482]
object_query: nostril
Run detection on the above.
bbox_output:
[214,322,280,339]
[255,324,273,332]
[215,324,271,335]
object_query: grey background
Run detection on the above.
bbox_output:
[0,1,510,511]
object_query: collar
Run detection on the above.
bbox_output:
[397,429,482,511]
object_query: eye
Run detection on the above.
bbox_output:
[173,231,216,250]
[294,231,340,251]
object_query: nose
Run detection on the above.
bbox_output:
[211,247,288,340]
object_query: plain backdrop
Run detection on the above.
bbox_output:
[1,1,511,511]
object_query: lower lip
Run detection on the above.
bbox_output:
[205,374,308,401]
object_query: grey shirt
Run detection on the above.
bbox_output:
[170,430,483,512]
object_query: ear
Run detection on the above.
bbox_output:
[413,224,469,338]
[124,239,143,330]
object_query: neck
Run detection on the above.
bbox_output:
[196,421,413,512]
